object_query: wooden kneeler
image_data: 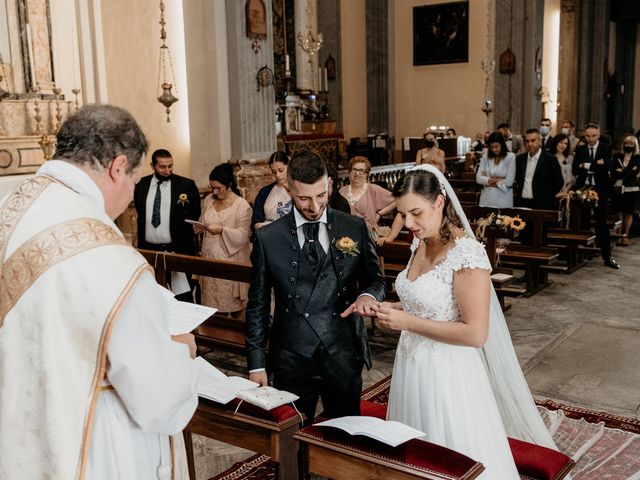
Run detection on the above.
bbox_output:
[359,400,574,480]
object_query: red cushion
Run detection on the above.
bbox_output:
[355,401,574,479]
[213,398,300,424]
[360,399,387,420]
[509,437,574,480]
[299,424,482,479]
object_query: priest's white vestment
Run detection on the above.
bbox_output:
[0,161,198,480]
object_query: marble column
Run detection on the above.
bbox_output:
[557,0,578,127]
[493,0,544,134]
[575,0,610,129]
[294,0,321,93]
[366,0,388,136]
[612,21,636,139]
[225,0,276,160]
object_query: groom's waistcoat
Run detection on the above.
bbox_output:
[282,243,355,357]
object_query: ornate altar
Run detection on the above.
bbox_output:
[282,132,344,166]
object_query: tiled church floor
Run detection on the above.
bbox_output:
[194,239,640,479]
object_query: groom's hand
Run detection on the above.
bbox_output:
[250,371,269,386]
[341,295,378,317]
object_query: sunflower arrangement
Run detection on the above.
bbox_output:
[475,212,526,239]
[568,188,599,204]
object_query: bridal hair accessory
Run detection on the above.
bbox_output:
[409,164,447,198]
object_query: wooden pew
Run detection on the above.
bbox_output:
[137,249,252,351]
[464,206,564,295]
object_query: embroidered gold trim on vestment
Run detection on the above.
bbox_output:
[0,218,129,323]
[76,263,153,480]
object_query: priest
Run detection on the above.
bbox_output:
[0,105,198,479]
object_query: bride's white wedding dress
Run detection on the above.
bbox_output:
[387,236,520,479]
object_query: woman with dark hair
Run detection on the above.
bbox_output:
[475,131,516,207]
[194,163,252,315]
[611,136,640,246]
[324,161,351,213]
[252,151,292,230]
[415,131,446,173]
[552,133,575,197]
[371,165,558,478]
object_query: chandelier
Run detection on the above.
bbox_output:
[157,0,178,122]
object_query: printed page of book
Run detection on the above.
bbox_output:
[316,416,425,447]
[157,285,217,334]
[195,357,258,404]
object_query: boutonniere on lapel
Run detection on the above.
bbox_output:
[333,236,360,257]
[177,193,189,206]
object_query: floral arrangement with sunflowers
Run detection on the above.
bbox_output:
[333,236,360,256]
[475,212,526,240]
[568,188,599,204]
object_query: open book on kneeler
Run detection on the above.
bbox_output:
[315,416,425,447]
[296,425,485,479]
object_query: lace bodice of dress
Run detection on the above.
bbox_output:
[395,237,491,356]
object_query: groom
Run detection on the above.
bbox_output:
[246,151,385,423]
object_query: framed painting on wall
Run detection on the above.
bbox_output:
[413,1,469,66]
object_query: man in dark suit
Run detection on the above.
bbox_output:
[134,149,201,299]
[540,117,555,152]
[572,123,618,269]
[514,128,564,210]
[497,122,525,155]
[245,151,385,424]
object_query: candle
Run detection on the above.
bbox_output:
[285,54,290,72]
[318,67,322,92]
[26,23,37,88]
[324,68,328,93]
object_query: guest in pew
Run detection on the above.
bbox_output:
[371,165,558,479]
[325,160,351,214]
[339,156,396,232]
[415,131,446,173]
[134,148,201,301]
[445,127,457,138]
[246,151,386,425]
[552,133,576,197]
[514,128,564,210]
[0,105,198,479]
[573,122,618,269]
[611,136,640,247]
[193,163,252,316]
[497,122,525,155]
[476,131,516,207]
[251,151,292,231]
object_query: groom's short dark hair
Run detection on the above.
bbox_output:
[287,150,327,184]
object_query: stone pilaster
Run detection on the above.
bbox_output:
[366,0,388,135]
[557,0,578,127]
[226,0,277,160]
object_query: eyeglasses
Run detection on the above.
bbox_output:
[210,185,225,192]
[350,168,369,175]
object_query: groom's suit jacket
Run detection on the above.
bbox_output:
[245,207,385,371]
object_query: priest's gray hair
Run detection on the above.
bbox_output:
[54,104,149,173]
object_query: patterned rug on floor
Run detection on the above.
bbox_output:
[209,376,640,480]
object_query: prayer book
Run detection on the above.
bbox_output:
[158,285,217,335]
[184,219,207,228]
[195,357,259,404]
[315,416,425,447]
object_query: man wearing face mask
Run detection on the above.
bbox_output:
[134,149,202,299]
[540,118,554,152]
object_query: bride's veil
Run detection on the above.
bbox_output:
[406,164,557,449]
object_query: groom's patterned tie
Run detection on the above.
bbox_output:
[303,222,326,276]
[151,179,163,228]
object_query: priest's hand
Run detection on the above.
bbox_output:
[172,333,197,359]
[250,371,269,386]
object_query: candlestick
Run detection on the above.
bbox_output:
[285,54,290,72]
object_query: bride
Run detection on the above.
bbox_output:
[372,165,558,478]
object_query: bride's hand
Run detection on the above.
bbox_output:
[374,304,409,331]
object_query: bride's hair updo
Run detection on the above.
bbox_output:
[392,170,463,244]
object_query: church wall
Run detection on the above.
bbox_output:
[634,29,640,131]
[100,0,193,180]
[390,0,491,141]
[340,0,368,140]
